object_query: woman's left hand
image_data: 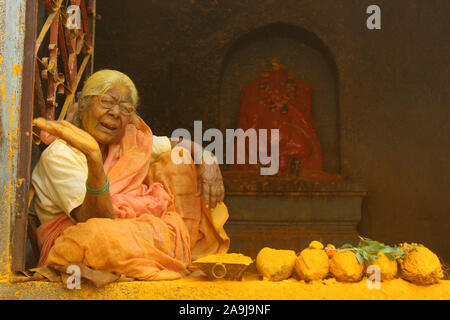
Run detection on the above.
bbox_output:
[196,161,225,209]
[33,117,101,160]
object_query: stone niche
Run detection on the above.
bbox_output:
[219,23,367,257]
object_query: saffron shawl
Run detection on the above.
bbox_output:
[36,115,229,280]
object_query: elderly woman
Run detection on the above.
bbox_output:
[31,70,229,280]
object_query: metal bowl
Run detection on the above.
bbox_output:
[192,261,252,281]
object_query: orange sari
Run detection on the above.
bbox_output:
[36,116,229,280]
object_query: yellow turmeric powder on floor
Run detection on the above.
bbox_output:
[193,253,253,265]
[6,276,450,300]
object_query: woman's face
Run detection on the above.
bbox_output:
[80,82,135,146]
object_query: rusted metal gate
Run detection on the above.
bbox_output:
[35,0,96,121]
[11,0,96,272]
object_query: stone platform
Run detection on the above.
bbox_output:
[222,171,367,257]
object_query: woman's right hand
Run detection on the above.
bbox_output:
[33,117,101,160]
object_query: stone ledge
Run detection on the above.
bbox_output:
[223,171,367,195]
[224,194,364,221]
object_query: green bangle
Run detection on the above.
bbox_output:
[86,176,110,196]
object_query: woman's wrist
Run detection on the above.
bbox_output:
[86,149,103,163]
[85,150,108,189]
[86,176,110,196]
[196,150,217,165]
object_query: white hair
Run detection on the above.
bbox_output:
[78,69,139,112]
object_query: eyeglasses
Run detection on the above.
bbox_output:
[96,94,136,116]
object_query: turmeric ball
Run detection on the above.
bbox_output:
[256,247,297,281]
[400,246,443,285]
[329,251,364,282]
[365,252,398,281]
[308,240,324,250]
[295,247,329,281]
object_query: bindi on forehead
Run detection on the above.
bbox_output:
[106,84,132,103]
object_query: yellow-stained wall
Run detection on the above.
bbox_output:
[0,0,26,282]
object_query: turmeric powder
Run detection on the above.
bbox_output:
[3,275,450,300]
[193,253,253,265]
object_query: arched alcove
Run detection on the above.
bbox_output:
[219,23,340,173]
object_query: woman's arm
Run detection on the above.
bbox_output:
[70,151,115,222]
[33,118,115,222]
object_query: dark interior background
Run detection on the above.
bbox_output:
[92,0,450,262]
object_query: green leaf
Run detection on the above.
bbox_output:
[396,249,406,259]
[380,246,403,261]
[384,251,397,261]
[340,243,354,249]
[357,237,382,251]
[355,252,364,264]
[362,250,369,261]
[371,253,381,263]
[353,236,406,263]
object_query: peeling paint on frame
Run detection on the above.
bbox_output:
[0,0,26,277]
